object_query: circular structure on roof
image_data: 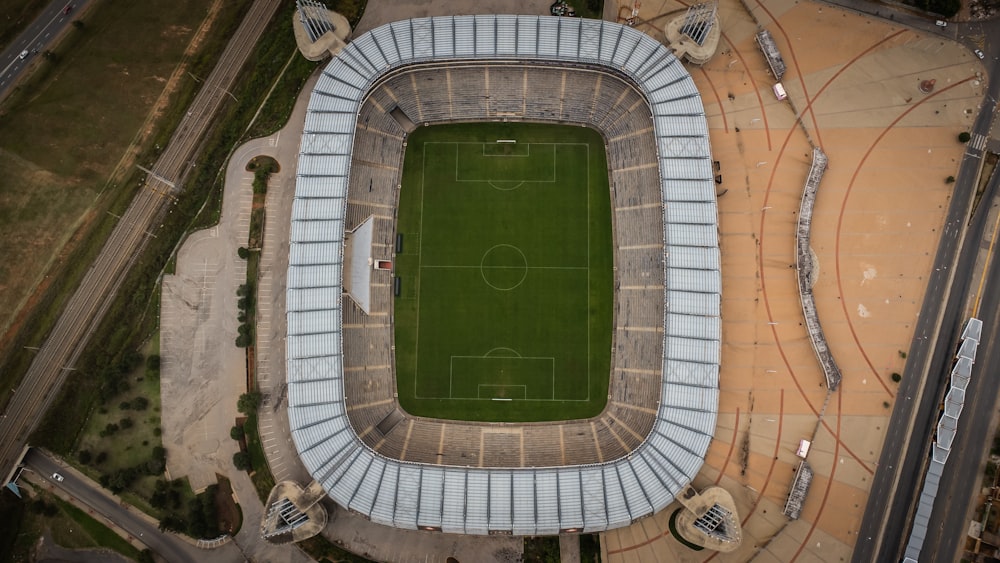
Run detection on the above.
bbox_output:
[286,15,721,535]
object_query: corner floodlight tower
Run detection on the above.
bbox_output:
[293,0,352,61]
[664,1,721,64]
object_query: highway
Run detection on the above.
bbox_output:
[0,0,282,497]
[0,0,92,100]
[850,11,1000,561]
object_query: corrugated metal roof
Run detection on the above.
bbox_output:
[287,15,719,535]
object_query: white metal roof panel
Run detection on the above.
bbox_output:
[465,472,489,535]
[441,469,467,533]
[581,469,608,530]
[418,469,444,527]
[370,463,399,526]
[666,290,720,316]
[666,313,720,341]
[666,267,721,293]
[663,359,718,388]
[667,246,720,271]
[288,242,341,268]
[489,472,512,531]
[287,356,341,383]
[557,471,584,529]
[287,264,342,289]
[662,179,715,202]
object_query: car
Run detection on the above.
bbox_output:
[62,4,73,14]
[51,473,64,482]
[975,49,985,60]
[18,50,28,60]
[935,20,947,27]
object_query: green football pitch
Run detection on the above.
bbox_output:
[393,122,613,422]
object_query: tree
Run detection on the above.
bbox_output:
[78,449,92,465]
[146,355,160,371]
[233,451,252,471]
[71,20,84,29]
[230,425,245,440]
[237,392,262,415]
[891,372,902,383]
[235,333,253,348]
[132,396,149,410]
[958,132,971,143]
[120,417,134,429]
[237,246,249,259]
[945,175,955,184]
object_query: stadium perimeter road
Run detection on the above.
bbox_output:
[600,0,985,560]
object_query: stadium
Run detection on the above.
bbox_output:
[285,15,721,535]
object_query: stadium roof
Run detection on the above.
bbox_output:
[286,15,720,535]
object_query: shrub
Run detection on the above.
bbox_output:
[959,132,971,143]
[96,451,108,464]
[78,449,92,464]
[233,451,252,471]
[237,392,262,415]
[946,175,955,184]
[120,418,134,429]
[119,401,131,410]
[891,372,902,383]
[132,396,149,410]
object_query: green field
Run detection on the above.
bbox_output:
[393,123,613,422]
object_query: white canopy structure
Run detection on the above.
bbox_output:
[287,15,720,535]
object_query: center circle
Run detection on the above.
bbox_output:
[480,244,528,291]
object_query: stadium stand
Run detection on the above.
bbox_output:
[288,15,720,534]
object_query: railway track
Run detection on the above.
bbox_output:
[0,0,282,481]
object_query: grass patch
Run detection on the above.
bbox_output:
[298,534,377,562]
[564,0,604,19]
[580,534,600,563]
[243,413,275,504]
[523,536,560,563]
[0,486,142,562]
[393,123,613,422]
[0,0,253,415]
[52,495,143,560]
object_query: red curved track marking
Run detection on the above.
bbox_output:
[791,389,844,561]
[714,408,741,485]
[698,67,729,133]
[755,127,874,475]
[833,76,977,396]
[606,16,919,563]
[753,0,824,149]
[739,390,785,527]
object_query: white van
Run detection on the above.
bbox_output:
[773,82,787,101]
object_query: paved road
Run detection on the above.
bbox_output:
[0,0,91,100]
[0,0,281,491]
[847,6,1000,562]
[920,170,1000,559]
[22,449,245,563]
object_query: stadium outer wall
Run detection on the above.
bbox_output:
[287,15,721,535]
